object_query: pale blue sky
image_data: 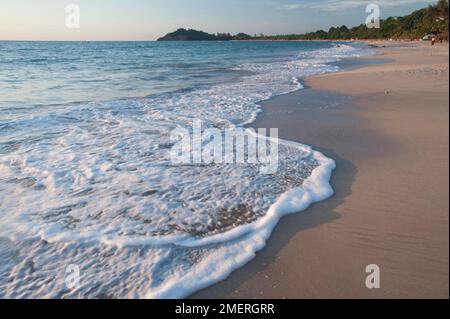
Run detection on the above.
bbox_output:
[0,0,436,40]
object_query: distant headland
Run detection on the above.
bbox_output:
[157,28,252,41]
[157,1,448,41]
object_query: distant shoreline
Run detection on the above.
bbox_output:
[158,3,448,42]
[0,38,443,43]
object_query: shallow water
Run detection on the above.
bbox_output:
[0,41,373,298]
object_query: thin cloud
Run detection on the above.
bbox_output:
[280,0,435,12]
[282,4,302,10]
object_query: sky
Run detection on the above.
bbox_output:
[0,0,437,40]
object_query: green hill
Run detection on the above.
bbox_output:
[157,28,235,41]
[260,0,449,40]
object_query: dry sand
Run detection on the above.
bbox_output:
[192,41,449,299]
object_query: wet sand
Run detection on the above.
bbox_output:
[192,41,449,299]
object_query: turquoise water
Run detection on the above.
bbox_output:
[0,41,338,110]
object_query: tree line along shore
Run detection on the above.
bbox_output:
[158,0,449,41]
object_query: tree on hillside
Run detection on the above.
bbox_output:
[437,0,449,18]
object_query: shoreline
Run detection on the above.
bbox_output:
[192,41,449,298]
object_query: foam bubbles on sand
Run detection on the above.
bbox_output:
[0,43,370,298]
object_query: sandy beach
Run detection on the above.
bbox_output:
[193,41,449,299]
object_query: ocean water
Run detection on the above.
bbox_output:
[0,41,373,298]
